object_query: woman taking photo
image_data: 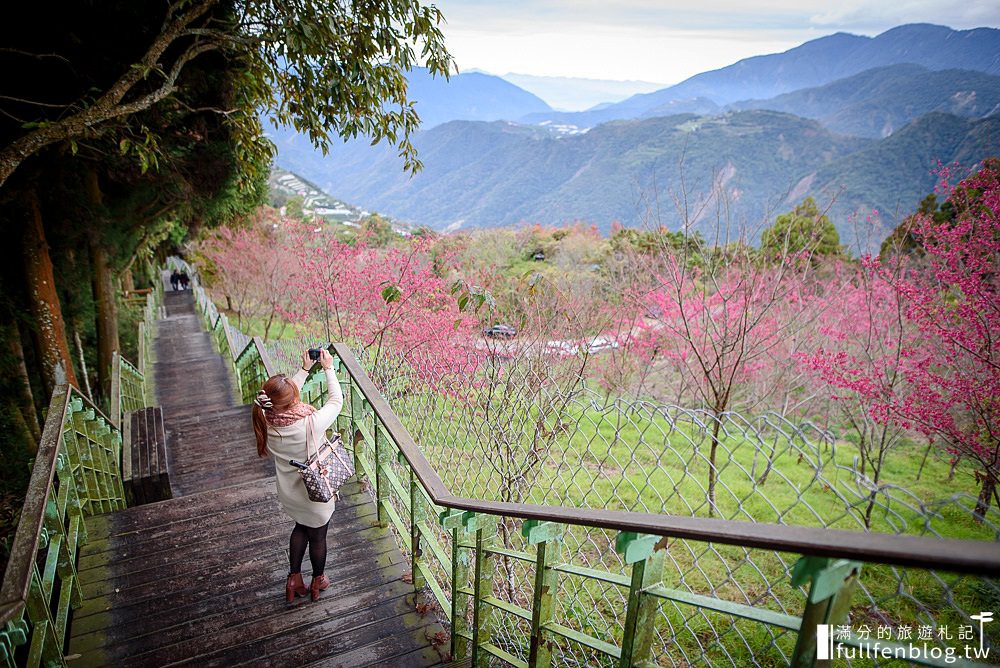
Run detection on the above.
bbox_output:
[251,348,344,602]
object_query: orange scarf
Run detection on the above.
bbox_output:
[265,401,316,427]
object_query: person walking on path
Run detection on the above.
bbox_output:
[251,348,344,602]
[179,271,190,290]
[169,270,180,291]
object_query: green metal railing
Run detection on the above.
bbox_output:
[0,274,161,667]
[175,257,1000,667]
[109,352,145,430]
[0,387,127,668]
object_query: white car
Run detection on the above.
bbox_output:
[584,336,620,353]
[544,340,579,356]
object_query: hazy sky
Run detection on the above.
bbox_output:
[439,1,1000,84]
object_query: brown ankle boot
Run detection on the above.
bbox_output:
[286,573,308,602]
[310,574,330,601]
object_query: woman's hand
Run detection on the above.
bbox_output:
[319,348,334,370]
[301,351,314,371]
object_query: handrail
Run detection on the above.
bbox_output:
[332,342,1000,577]
[2,271,160,665]
[0,383,127,667]
[0,386,72,626]
[109,285,159,429]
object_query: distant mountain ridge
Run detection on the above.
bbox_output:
[728,64,1000,137]
[270,22,1000,251]
[523,24,1000,128]
[275,111,997,248]
[403,67,551,128]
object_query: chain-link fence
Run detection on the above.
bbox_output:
[343,344,1000,666]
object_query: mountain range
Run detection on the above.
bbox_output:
[521,23,1000,128]
[269,23,1000,249]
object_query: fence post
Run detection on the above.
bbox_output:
[24,566,64,667]
[348,382,366,477]
[374,422,391,529]
[441,509,471,661]
[524,520,563,668]
[617,532,664,668]
[439,511,499,666]
[469,512,498,668]
[408,463,427,591]
[790,556,861,668]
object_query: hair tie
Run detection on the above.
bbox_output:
[254,390,273,410]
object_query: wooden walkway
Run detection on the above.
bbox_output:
[68,290,448,667]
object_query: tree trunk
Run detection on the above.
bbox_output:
[756,434,778,486]
[120,266,134,294]
[5,321,41,449]
[915,439,934,481]
[708,414,721,518]
[948,455,961,482]
[975,472,996,522]
[87,169,119,400]
[23,188,78,396]
[90,240,119,398]
[73,326,94,400]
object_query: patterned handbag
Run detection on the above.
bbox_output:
[292,415,355,503]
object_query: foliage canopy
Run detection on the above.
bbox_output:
[0,0,453,188]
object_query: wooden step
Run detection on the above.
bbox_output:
[68,480,445,667]
[162,405,271,497]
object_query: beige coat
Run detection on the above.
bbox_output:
[267,367,344,527]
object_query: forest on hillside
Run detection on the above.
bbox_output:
[186,163,1000,663]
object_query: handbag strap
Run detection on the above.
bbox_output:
[304,413,317,461]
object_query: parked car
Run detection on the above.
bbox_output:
[483,324,517,338]
[544,340,579,356]
[584,336,620,353]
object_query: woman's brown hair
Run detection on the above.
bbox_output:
[251,374,301,457]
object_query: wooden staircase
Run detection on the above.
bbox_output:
[67,290,448,666]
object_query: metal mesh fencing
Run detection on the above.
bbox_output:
[348,344,1000,666]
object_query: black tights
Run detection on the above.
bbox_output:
[289,521,330,577]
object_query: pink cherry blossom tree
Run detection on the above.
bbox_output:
[799,257,914,527]
[281,225,480,395]
[197,223,300,339]
[887,162,1000,517]
[633,242,822,516]
[803,160,1000,518]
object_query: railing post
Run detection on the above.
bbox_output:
[52,455,84,619]
[70,403,100,515]
[1,615,29,667]
[110,350,122,428]
[348,381,366,477]
[441,511,497,667]
[469,512,498,668]
[617,532,664,668]
[408,463,427,591]
[24,566,64,667]
[441,510,472,661]
[524,520,563,668]
[374,422,391,529]
[790,557,861,668]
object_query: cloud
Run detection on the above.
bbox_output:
[438,1,1000,81]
